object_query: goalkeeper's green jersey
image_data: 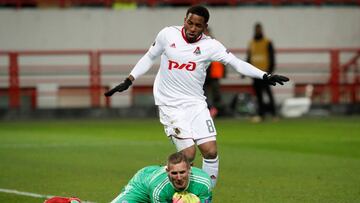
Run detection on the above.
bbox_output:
[111,165,212,203]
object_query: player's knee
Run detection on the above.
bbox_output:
[203,149,217,160]
[198,141,217,159]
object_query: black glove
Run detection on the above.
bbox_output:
[263,73,289,86]
[104,78,132,97]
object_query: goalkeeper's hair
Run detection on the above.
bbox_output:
[167,152,191,168]
[186,5,210,23]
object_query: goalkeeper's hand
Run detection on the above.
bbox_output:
[263,73,289,86]
[104,78,132,97]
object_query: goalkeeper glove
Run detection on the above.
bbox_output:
[104,78,132,97]
[263,73,289,86]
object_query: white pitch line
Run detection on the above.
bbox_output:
[0,188,51,199]
[0,140,166,149]
[0,188,96,203]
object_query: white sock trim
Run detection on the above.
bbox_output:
[203,155,219,163]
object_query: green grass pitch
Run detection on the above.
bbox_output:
[0,117,360,203]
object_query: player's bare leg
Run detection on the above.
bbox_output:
[180,144,197,164]
[198,140,219,188]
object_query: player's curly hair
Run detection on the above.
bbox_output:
[167,152,191,168]
[186,5,210,23]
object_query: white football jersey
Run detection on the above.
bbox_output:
[131,26,265,107]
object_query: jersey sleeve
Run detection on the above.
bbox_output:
[210,39,265,79]
[147,27,167,59]
[209,40,236,65]
[227,56,266,79]
[189,168,213,203]
[198,185,212,203]
[129,27,167,79]
[149,187,173,203]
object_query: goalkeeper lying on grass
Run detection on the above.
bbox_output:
[44,152,210,203]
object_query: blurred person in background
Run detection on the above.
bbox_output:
[105,5,288,188]
[247,22,277,122]
[203,27,226,118]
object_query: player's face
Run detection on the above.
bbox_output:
[183,13,207,43]
[167,161,190,190]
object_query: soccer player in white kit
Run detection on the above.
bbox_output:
[105,5,289,188]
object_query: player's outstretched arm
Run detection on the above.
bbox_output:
[262,73,289,86]
[104,76,134,97]
[104,28,167,97]
[226,57,289,86]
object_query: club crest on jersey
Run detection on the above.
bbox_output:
[193,47,201,55]
[170,43,176,48]
[168,60,196,71]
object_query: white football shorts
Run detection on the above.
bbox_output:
[158,104,217,151]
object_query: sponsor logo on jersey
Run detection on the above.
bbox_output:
[168,60,196,71]
[193,47,201,55]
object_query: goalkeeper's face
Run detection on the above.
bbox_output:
[167,161,190,190]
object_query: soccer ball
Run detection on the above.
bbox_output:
[172,191,200,203]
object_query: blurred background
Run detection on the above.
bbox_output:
[0,0,359,119]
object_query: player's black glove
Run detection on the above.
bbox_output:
[104,78,132,97]
[263,73,289,86]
